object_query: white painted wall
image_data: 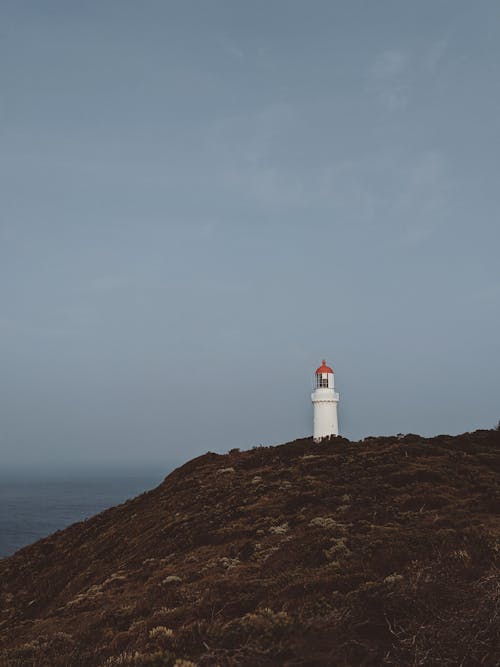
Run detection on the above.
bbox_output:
[311,372,339,441]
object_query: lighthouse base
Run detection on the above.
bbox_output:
[313,434,338,444]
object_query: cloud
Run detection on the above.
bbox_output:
[203,103,305,206]
[424,38,448,73]
[368,50,410,113]
[221,42,245,60]
[206,103,298,166]
[370,50,409,80]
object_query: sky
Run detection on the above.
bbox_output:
[1,0,499,470]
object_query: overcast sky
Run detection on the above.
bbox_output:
[1,1,499,470]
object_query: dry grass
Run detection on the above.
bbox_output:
[0,429,499,666]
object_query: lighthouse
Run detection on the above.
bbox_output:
[311,360,339,442]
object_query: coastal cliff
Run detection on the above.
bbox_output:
[1,430,499,666]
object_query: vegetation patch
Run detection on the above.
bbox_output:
[0,429,499,665]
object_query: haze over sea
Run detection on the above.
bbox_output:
[0,468,166,559]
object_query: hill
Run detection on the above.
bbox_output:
[1,430,499,666]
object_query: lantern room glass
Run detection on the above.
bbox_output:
[316,374,329,388]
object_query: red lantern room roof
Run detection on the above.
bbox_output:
[315,359,333,374]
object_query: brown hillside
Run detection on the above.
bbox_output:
[1,430,500,666]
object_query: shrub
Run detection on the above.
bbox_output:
[269,523,289,535]
[149,626,174,640]
[219,556,240,569]
[103,651,173,666]
[324,537,351,560]
[309,516,344,531]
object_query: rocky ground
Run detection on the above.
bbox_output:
[0,429,499,666]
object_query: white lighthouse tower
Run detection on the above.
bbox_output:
[311,359,339,442]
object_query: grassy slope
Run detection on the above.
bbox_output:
[0,430,499,666]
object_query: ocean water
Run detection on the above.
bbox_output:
[0,469,167,559]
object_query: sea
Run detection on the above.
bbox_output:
[0,468,168,559]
